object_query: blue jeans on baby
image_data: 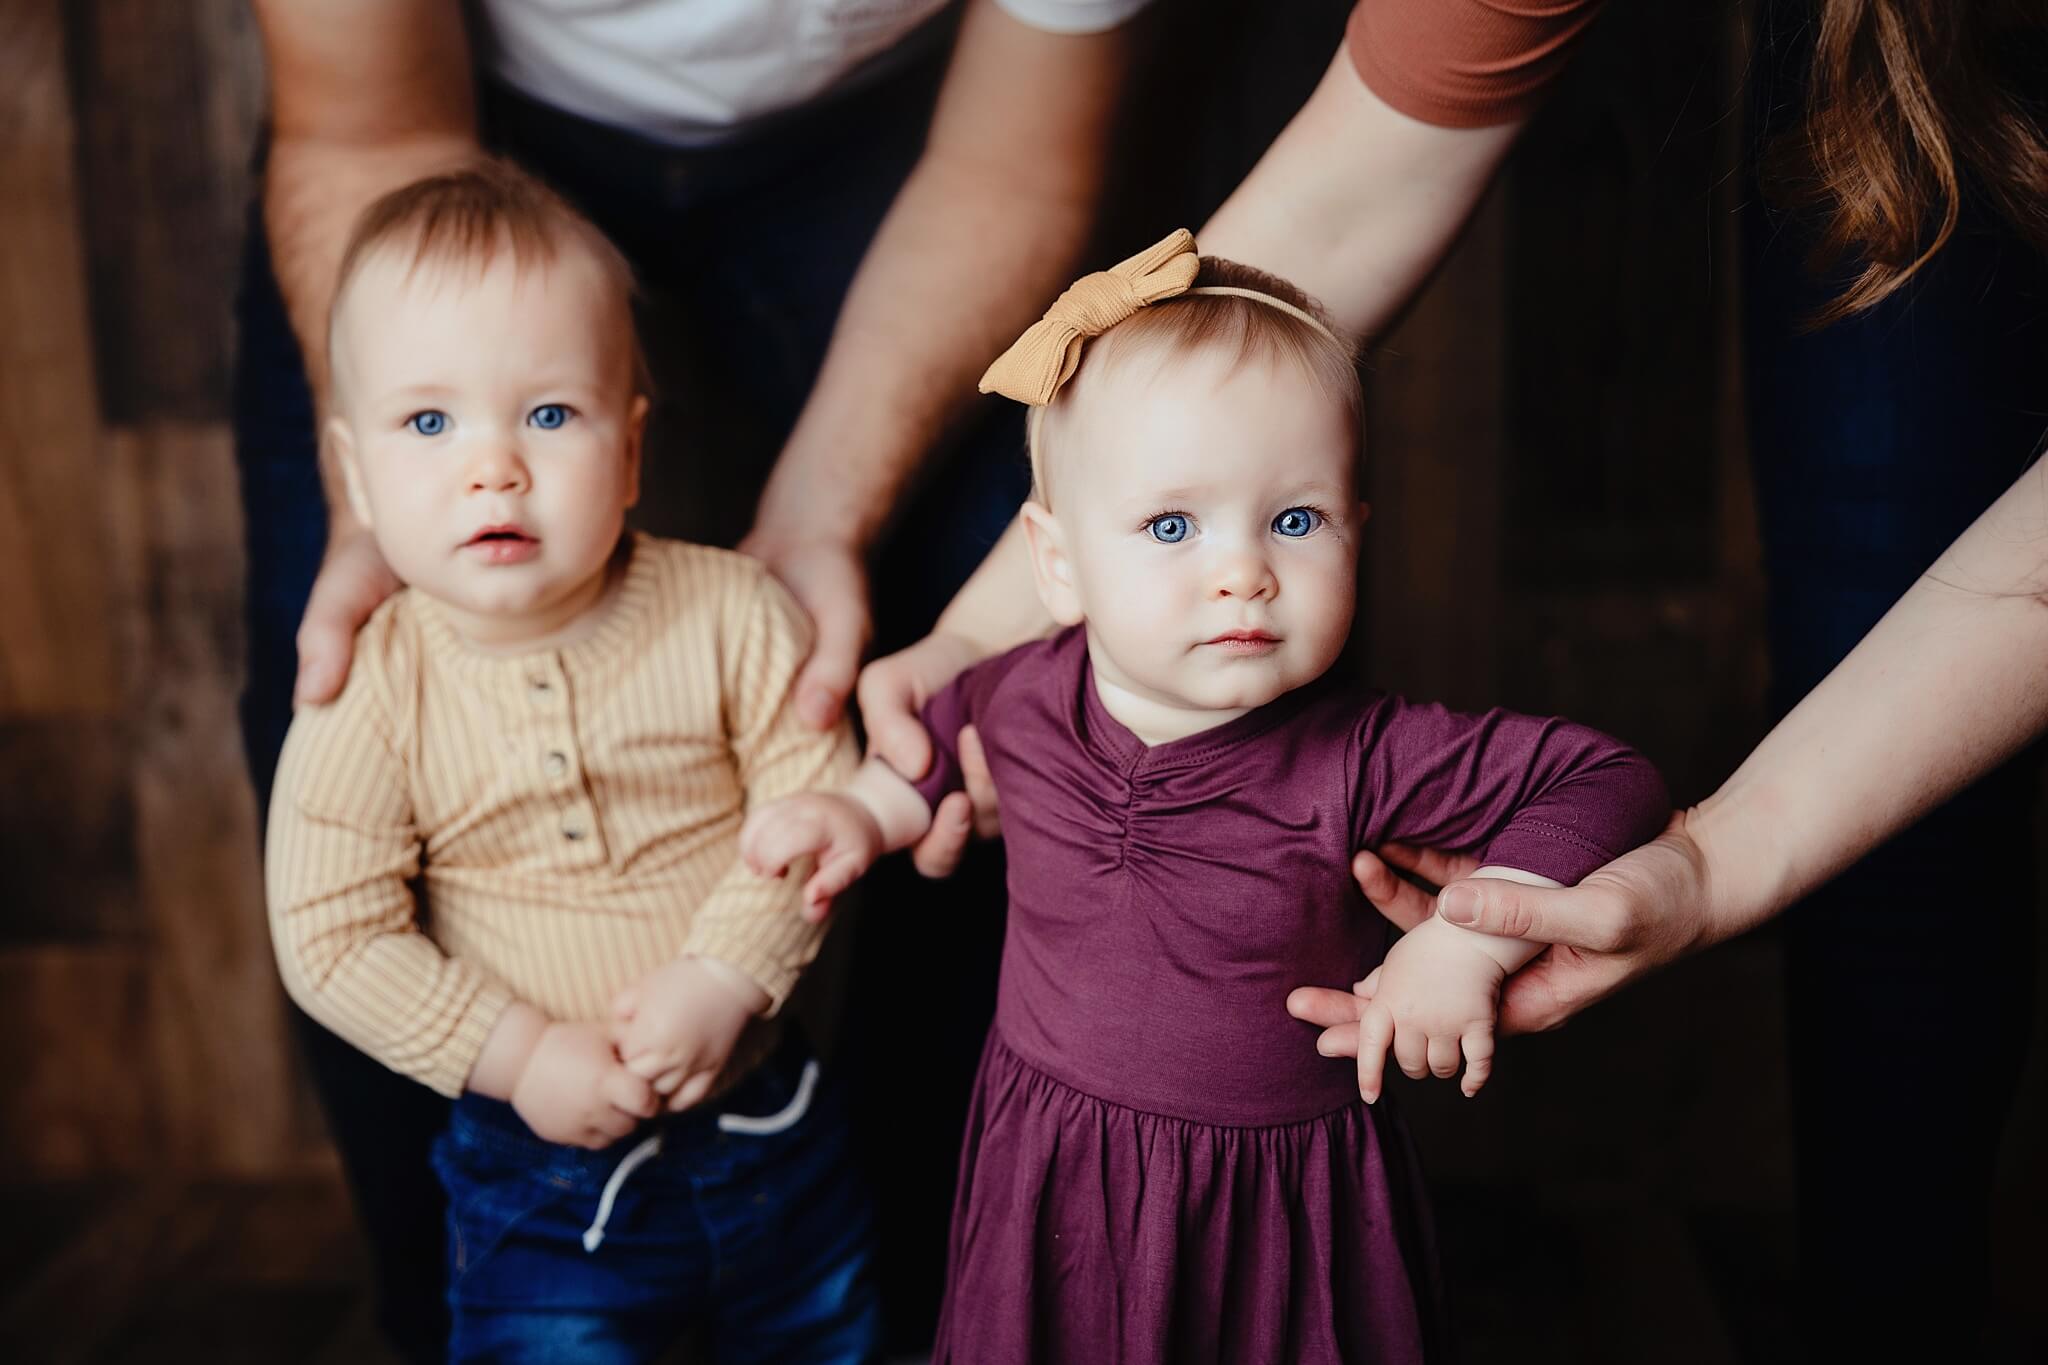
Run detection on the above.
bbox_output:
[430,1041,880,1364]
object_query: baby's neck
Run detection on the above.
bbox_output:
[434,542,629,656]
[1086,648,1254,748]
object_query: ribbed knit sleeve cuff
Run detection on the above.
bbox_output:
[426,978,518,1099]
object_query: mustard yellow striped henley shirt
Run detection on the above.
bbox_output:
[266,534,856,1097]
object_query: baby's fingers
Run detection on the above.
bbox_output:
[601,1068,660,1122]
[667,1070,716,1113]
[1392,1020,1430,1081]
[1356,1004,1394,1105]
[1459,1026,1495,1098]
[800,846,867,922]
[740,808,819,879]
[1425,1033,1462,1080]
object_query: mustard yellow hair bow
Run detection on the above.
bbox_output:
[978,228,1201,407]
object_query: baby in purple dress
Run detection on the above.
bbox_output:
[743,231,1669,1363]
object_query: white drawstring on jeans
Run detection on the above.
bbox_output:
[578,1059,822,1253]
[582,1131,663,1253]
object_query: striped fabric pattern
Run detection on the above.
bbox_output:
[266,535,855,1097]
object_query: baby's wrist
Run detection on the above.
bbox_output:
[468,1001,549,1100]
[688,955,773,1016]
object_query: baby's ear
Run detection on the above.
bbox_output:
[1019,501,1084,627]
[326,417,375,531]
[623,395,649,508]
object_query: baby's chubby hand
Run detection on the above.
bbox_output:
[1348,917,1505,1103]
[610,957,767,1112]
[738,791,885,922]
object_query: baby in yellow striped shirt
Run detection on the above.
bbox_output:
[265,160,877,1357]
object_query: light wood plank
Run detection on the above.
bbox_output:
[108,422,300,1174]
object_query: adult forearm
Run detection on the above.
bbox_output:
[1198,50,1520,342]
[753,0,1131,552]
[1693,449,2048,934]
[751,157,1101,550]
[264,135,477,399]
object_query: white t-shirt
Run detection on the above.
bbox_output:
[474,0,1155,146]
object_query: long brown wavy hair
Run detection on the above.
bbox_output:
[1789,0,2048,324]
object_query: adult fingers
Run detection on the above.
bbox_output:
[792,589,868,732]
[1437,877,1634,953]
[293,536,398,704]
[958,726,1002,840]
[855,653,935,782]
[1356,1005,1395,1104]
[1287,985,1367,1031]
[1496,946,1635,1037]
[1459,1026,1494,1097]
[1377,842,1483,891]
[1350,850,1434,933]
[1315,1021,1362,1059]
[909,792,973,880]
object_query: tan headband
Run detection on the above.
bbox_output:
[977,229,1340,407]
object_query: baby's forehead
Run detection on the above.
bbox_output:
[339,235,618,319]
[1050,343,1355,477]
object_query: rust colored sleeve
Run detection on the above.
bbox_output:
[1346,0,1607,129]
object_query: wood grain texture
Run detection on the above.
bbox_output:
[64,0,264,423]
[0,0,118,715]
[110,421,299,1173]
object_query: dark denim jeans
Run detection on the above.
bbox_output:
[235,59,1020,1365]
[432,1043,879,1364]
[1745,8,2046,1355]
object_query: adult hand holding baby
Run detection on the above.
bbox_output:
[1289,811,1719,1047]
[292,524,401,704]
[737,530,872,732]
[856,630,1001,879]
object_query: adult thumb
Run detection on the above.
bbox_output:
[293,620,354,705]
[1437,877,1565,942]
[795,612,864,732]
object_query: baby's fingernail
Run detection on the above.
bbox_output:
[1440,886,1480,924]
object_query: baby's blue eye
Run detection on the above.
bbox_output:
[528,404,570,430]
[1147,514,1190,544]
[1273,507,1321,538]
[407,410,449,437]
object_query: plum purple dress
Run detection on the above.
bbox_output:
[912,627,1668,1364]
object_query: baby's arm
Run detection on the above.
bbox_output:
[1352,866,1560,1103]
[1340,698,1670,1101]
[738,757,937,919]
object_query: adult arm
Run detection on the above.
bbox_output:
[862,25,1542,838]
[251,0,480,702]
[1299,450,2048,1039]
[741,0,1136,729]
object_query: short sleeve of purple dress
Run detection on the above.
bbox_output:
[914,627,1668,1365]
